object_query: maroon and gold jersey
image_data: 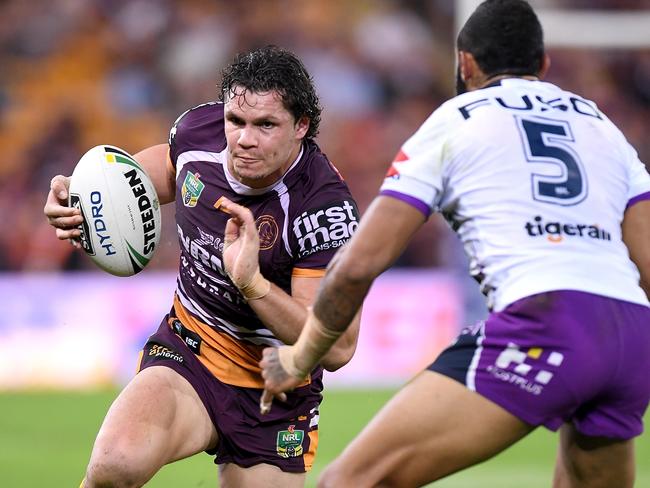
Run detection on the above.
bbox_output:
[166,102,359,387]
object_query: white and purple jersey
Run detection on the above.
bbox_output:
[381,79,650,311]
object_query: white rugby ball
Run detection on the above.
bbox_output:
[69,145,161,277]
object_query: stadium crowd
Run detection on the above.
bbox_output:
[1,0,648,272]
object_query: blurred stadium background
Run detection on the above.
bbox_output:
[0,0,648,486]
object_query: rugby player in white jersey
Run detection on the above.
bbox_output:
[259,1,650,486]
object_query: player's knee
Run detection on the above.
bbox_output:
[318,464,344,488]
[318,460,369,488]
[85,445,152,488]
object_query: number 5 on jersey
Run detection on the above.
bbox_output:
[517,117,588,206]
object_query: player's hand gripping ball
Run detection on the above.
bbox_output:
[69,145,161,276]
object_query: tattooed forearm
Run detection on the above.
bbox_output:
[313,274,370,333]
[312,248,373,333]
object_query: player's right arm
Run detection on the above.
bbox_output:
[44,144,175,244]
[622,200,650,300]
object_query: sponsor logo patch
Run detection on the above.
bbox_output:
[148,344,184,363]
[276,425,304,458]
[487,342,564,395]
[182,172,205,208]
[385,148,409,179]
[171,319,202,354]
[525,215,611,243]
[292,200,359,258]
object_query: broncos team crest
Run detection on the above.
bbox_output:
[182,171,205,207]
[256,215,279,250]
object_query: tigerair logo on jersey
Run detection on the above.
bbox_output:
[182,171,205,207]
[293,200,360,258]
[276,425,304,458]
[525,216,611,243]
[487,342,564,396]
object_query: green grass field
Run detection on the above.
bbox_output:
[1,389,648,487]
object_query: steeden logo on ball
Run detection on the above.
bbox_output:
[69,145,161,277]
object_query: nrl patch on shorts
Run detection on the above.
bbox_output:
[276,425,304,458]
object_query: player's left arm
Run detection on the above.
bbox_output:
[132,144,176,205]
[622,199,650,300]
[219,197,360,371]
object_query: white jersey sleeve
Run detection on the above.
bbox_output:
[380,102,460,216]
[626,144,650,205]
[380,79,650,311]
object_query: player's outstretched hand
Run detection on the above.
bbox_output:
[219,197,261,287]
[259,346,304,414]
[43,175,83,247]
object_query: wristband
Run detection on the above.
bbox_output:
[237,268,271,300]
[281,310,343,379]
[278,346,308,379]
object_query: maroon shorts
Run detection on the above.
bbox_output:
[138,316,323,472]
[429,290,650,439]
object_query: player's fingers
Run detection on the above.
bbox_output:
[55,227,81,240]
[259,388,288,415]
[220,198,255,225]
[223,218,240,244]
[48,213,83,228]
[260,389,273,415]
[50,175,71,202]
[44,203,78,220]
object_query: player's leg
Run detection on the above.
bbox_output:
[212,378,322,488]
[318,370,534,488]
[83,365,218,487]
[552,424,635,488]
[219,463,305,488]
[550,295,650,488]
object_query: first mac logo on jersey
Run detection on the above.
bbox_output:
[293,200,359,258]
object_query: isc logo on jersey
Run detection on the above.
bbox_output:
[293,200,359,258]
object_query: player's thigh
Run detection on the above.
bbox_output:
[553,423,635,488]
[219,462,305,488]
[321,370,534,488]
[91,365,218,468]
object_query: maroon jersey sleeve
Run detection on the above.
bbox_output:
[287,142,360,269]
[168,102,227,167]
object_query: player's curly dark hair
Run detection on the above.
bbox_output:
[219,45,322,140]
[457,0,545,78]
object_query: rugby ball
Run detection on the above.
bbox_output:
[69,145,161,277]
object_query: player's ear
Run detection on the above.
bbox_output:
[458,50,485,91]
[457,50,470,83]
[538,54,551,79]
[458,51,480,84]
[294,116,310,140]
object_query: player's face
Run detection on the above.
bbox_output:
[224,87,309,189]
